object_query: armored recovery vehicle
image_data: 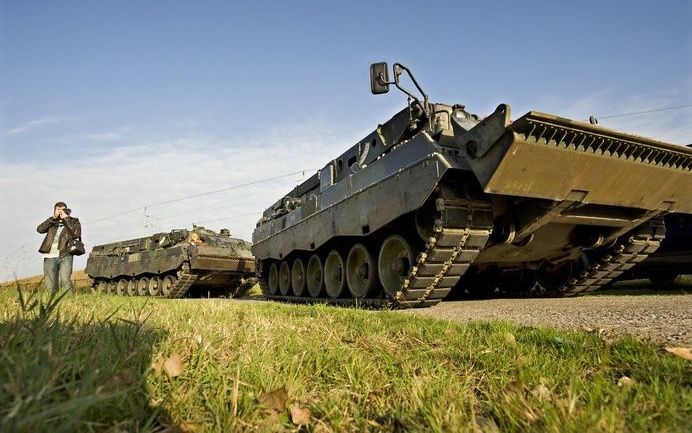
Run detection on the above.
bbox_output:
[86,226,255,298]
[252,62,692,308]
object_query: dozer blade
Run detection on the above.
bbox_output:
[189,245,256,273]
[458,106,692,213]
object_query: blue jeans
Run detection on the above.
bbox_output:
[43,255,74,292]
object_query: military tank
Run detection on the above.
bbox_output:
[86,226,256,298]
[252,62,692,308]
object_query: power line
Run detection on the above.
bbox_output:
[598,103,692,120]
[85,169,314,224]
[148,186,273,222]
[187,211,261,226]
[145,208,260,229]
[142,171,311,224]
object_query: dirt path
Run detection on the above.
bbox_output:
[404,294,692,345]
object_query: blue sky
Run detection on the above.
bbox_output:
[1,0,691,278]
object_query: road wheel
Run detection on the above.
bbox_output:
[97,280,108,293]
[279,261,291,295]
[116,278,128,296]
[346,243,378,298]
[378,235,413,298]
[291,258,307,296]
[267,262,279,295]
[306,254,323,298]
[161,275,178,298]
[324,250,345,299]
[127,279,138,296]
[137,277,149,296]
[148,276,162,296]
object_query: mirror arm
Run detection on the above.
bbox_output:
[392,63,430,114]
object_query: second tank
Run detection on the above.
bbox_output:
[86,226,256,298]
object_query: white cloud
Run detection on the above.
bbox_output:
[79,125,134,141]
[6,116,65,135]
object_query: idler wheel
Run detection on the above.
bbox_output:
[267,262,279,295]
[378,235,413,298]
[127,279,138,296]
[148,276,162,296]
[116,278,128,296]
[346,243,377,298]
[324,250,346,299]
[306,254,324,298]
[161,274,178,297]
[279,261,291,295]
[137,277,149,296]
[291,258,307,296]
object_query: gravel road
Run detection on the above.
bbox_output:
[404,294,692,345]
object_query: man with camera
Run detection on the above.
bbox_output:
[37,202,82,292]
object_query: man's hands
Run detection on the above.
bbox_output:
[54,208,69,220]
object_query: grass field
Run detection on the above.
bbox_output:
[0,270,90,292]
[0,287,690,432]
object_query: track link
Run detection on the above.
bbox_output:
[395,184,493,307]
[165,264,199,298]
[562,217,666,296]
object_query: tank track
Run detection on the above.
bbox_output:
[165,263,199,298]
[92,262,260,298]
[261,181,494,309]
[93,267,255,298]
[561,216,666,296]
[489,217,667,298]
[394,184,494,307]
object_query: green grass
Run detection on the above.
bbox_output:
[0,289,690,432]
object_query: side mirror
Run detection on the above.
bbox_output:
[370,62,389,94]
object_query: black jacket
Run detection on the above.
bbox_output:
[37,216,82,257]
